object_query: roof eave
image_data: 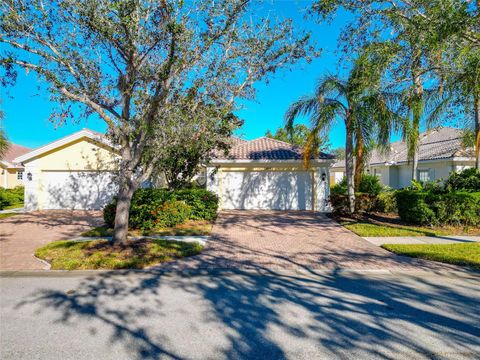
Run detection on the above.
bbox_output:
[13,129,115,163]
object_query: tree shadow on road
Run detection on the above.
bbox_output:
[13,265,480,359]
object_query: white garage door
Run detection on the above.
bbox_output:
[221,171,313,210]
[43,171,117,210]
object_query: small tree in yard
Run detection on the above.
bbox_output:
[0,0,313,244]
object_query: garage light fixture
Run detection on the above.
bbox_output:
[321,173,326,182]
[27,172,33,181]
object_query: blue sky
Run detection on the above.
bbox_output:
[0,1,416,150]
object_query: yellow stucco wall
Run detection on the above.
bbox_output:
[22,137,119,210]
[24,137,118,170]
[1,165,24,189]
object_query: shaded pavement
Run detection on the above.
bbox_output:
[1,270,479,359]
[0,211,103,270]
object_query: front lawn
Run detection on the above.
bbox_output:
[382,243,480,270]
[335,213,480,237]
[35,238,203,270]
[81,219,212,237]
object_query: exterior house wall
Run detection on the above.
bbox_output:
[1,166,24,189]
[23,137,119,211]
[207,163,331,212]
[395,160,454,188]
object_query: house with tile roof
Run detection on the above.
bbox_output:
[330,127,475,188]
[15,129,334,212]
[207,136,334,211]
[1,143,31,188]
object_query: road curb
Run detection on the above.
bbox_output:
[1,267,478,279]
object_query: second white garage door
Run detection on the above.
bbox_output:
[42,171,117,210]
[221,171,313,210]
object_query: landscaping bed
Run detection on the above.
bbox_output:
[82,219,212,237]
[35,238,203,270]
[381,243,480,270]
[334,213,480,237]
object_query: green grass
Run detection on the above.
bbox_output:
[382,243,480,270]
[341,221,440,237]
[0,213,19,219]
[81,220,212,237]
[337,216,480,237]
[35,238,204,270]
[4,202,23,210]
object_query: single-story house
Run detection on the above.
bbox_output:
[14,129,119,211]
[14,129,334,212]
[207,137,334,211]
[1,143,31,188]
[330,127,475,188]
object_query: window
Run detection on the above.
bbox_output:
[418,170,430,182]
[17,171,23,180]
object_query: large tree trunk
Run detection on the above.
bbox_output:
[411,139,419,181]
[112,174,137,245]
[475,94,480,169]
[345,114,355,213]
[354,133,365,191]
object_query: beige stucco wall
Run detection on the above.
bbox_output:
[207,162,331,212]
[1,165,24,189]
[23,137,119,211]
[24,138,118,171]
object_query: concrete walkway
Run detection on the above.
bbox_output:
[364,235,480,246]
[0,207,24,214]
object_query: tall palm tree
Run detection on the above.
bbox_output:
[0,107,7,159]
[285,69,399,213]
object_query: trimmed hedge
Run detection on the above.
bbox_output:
[104,188,219,229]
[396,190,480,226]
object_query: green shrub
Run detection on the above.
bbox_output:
[172,189,219,221]
[429,192,480,226]
[331,175,383,196]
[396,190,436,225]
[330,192,378,214]
[396,190,480,226]
[331,178,348,195]
[103,202,116,228]
[152,200,192,228]
[103,188,219,229]
[445,168,480,192]
[358,174,383,195]
[376,190,397,213]
[0,186,24,210]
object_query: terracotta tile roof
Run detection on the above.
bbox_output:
[214,136,333,161]
[2,143,31,165]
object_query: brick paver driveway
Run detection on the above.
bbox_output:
[0,211,103,270]
[162,210,458,271]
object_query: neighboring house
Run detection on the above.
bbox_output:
[330,127,475,189]
[1,143,31,189]
[15,129,334,212]
[14,129,119,211]
[207,137,334,211]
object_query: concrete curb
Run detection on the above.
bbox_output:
[67,235,209,246]
[1,267,478,279]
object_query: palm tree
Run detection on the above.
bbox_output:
[285,66,399,213]
[0,107,7,159]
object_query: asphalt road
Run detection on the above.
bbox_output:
[1,269,479,360]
